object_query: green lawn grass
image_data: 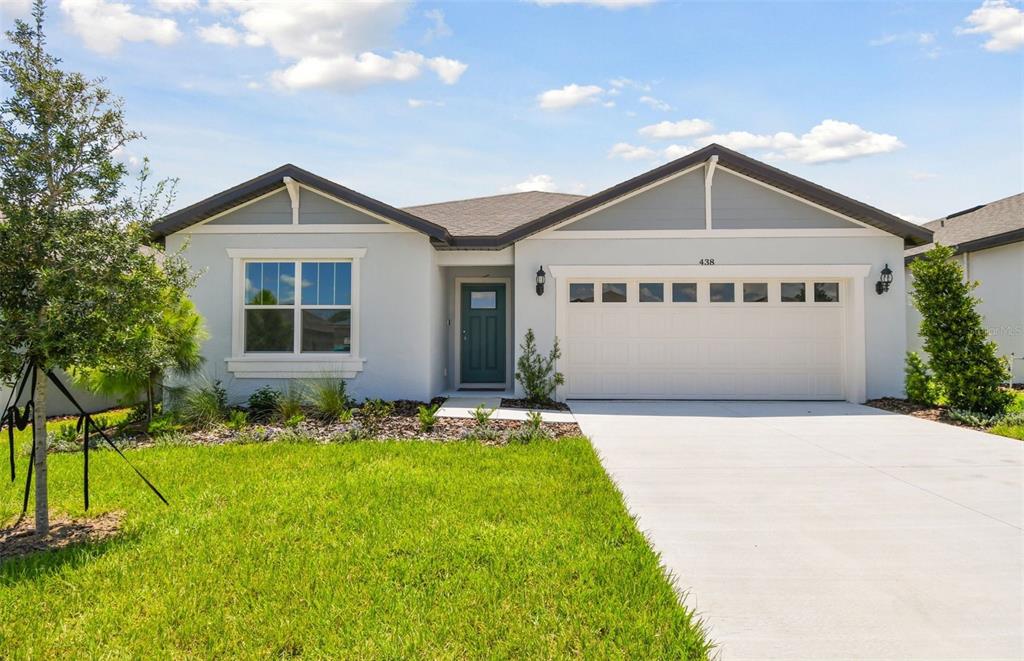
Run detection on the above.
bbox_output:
[989,390,1024,441]
[0,436,711,659]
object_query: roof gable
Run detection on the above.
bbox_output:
[151,164,450,241]
[467,144,932,248]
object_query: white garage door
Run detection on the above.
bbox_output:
[563,278,847,399]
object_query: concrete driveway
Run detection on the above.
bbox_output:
[571,400,1022,661]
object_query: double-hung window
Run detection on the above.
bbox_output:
[243,260,354,354]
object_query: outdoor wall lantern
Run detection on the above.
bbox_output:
[536,266,546,296]
[875,263,893,295]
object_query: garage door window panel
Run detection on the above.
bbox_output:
[781,282,807,303]
[569,283,594,303]
[743,283,769,303]
[639,282,664,303]
[602,283,628,303]
[710,283,735,303]
[671,282,697,303]
[814,282,840,303]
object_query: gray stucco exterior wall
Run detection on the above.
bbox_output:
[166,229,438,403]
[557,170,705,231]
[712,170,860,229]
[207,189,291,225]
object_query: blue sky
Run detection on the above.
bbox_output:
[2,0,1022,222]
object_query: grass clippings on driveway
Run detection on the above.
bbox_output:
[0,437,712,659]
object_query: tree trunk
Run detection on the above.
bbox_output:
[33,366,49,535]
[146,377,155,424]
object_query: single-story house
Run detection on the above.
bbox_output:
[905,193,1023,383]
[152,144,932,404]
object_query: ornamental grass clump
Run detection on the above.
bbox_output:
[305,376,353,422]
[909,245,1012,416]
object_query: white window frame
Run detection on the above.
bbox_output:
[225,248,366,378]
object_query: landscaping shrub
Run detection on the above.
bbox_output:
[508,411,551,445]
[283,414,305,429]
[225,409,249,431]
[417,402,440,433]
[515,329,565,405]
[909,245,1012,415]
[276,388,306,423]
[247,386,281,421]
[171,380,228,429]
[305,376,353,421]
[358,399,394,437]
[48,422,81,453]
[471,404,494,427]
[148,414,182,437]
[462,404,501,442]
[905,352,941,406]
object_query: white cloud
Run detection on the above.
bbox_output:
[408,98,445,108]
[60,0,181,54]
[198,22,241,47]
[638,95,671,111]
[608,142,657,160]
[213,0,409,59]
[3,0,33,17]
[151,0,197,11]
[602,100,616,108]
[531,0,658,8]
[869,31,936,47]
[537,83,604,110]
[427,56,468,84]
[205,1,467,91]
[639,118,713,139]
[957,0,1024,52]
[909,170,939,181]
[503,174,559,193]
[664,119,904,164]
[869,31,941,58]
[423,8,452,41]
[896,212,931,224]
[272,51,453,91]
[609,77,651,91]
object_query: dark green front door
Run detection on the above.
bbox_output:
[460,283,506,384]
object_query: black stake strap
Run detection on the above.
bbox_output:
[1,361,32,482]
[45,369,168,507]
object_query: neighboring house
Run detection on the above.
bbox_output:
[151,144,931,404]
[0,370,120,417]
[905,193,1024,384]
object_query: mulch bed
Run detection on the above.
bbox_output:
[500,398,571,412]
[865,397,984,429]
[46,400,582,453]
[0,511,124,561]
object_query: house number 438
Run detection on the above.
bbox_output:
[698,258,716,265]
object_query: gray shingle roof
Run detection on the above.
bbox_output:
[905,192,1024,257]
[402,191,585,237]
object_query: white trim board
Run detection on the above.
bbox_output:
[185,224,408,235]
[530,228,888,240]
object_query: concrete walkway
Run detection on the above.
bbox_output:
[571,400,1023,661]
[436,396,576,423]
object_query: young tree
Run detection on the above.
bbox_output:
[71,288,207,422]
[908,245,1011,415]
[0,2,191,534]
